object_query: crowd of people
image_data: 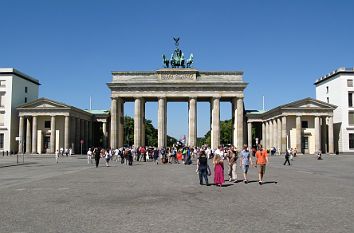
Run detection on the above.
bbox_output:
[81,143,276,191]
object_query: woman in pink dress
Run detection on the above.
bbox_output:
[213,154,224,191]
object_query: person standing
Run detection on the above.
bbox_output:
[196,150,210,185]
[55,149,60,163]
[240,144,253,183]
[153,147,159,165]
[255,145,269,185]
[94,147,100,168]
[87,148,93,164]
[213,154,224,191]
[226,146,238,182]
[284,149,291,165]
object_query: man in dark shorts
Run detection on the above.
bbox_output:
[255,145,268,185]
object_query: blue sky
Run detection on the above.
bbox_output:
[1,0,353,139]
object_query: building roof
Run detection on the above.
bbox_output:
[247,97,337,120]
[17,97,92,117]
[85,110,110,115]
[0,68,41,85]
[314,67,354,86]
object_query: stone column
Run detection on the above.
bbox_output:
[75,118,80,153]
[102,121,107,148]
[296,116,302,153]
[188,97,197,147]
[82,120,87,151]
[315,116,321,153]
[50,116,56,154]
[232,98,237,146]
[158,97,167,148]
[265,121,269,149]
[32,116,37,154]
[269,120,273,148]
[64,116,70,150]
[80,119,84,147]
[281,116,287,152]
[110,98,117,149]
[236,98,244,149]
[274,120,277,147]
[247,122,252,148]
[88,121,92,148]
[134,98,142,147]
[141,98,145,146]
[262,122,266,148]
[70,117,76,153]
[211,97,220,149]
[26,118,31,154]
[277,118,281,152]
[321,117,328,153]
[117,98,124,148]
[18,116,25,153]
[328,116,334,154]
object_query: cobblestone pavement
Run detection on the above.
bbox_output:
[0,154,353,233]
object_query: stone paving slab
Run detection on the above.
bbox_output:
[0,154,353,233]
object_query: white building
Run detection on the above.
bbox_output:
[247,98,336,154]
[0,68,40,153]
[315,67,354,153]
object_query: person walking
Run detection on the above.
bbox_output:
[240,144,253,183]
[94,147,101,168]
[213,154,224,191]
[255,144,269,185]
[284,149,291,165]
[153,147,159,164]
[87,148,93,164]
[226,146,238,182]
[104,149,110,167]
[196,150,211,185]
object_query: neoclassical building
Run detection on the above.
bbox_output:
[16,98,109,154]
[247,98,336,154]
[107,68,247,150]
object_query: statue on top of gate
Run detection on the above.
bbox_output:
[162,37,193,68]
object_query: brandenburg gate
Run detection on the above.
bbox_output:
[107,39,247,149]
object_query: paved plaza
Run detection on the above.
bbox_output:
[0,154,353,233]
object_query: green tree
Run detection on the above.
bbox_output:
[198,119,233,147]
[123,116,177,147]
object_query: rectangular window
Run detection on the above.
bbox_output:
[0,93,4,107]
[0,113,4,126]
[24,97,27,103]
[349,134,354,149]
[0,133,4,149]
[0,80,5,87]
[349,112,354,125]
[44,121,51,128]
[348,80,353,87]
[25,87,28,93]
[301,121,308,128]
[326,86,329,94]
[349,93,353,107]
[327,97,329,103]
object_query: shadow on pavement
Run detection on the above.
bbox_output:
[0,162,37,168]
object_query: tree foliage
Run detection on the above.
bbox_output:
[123,116,177,147]
[197,119,233,147]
